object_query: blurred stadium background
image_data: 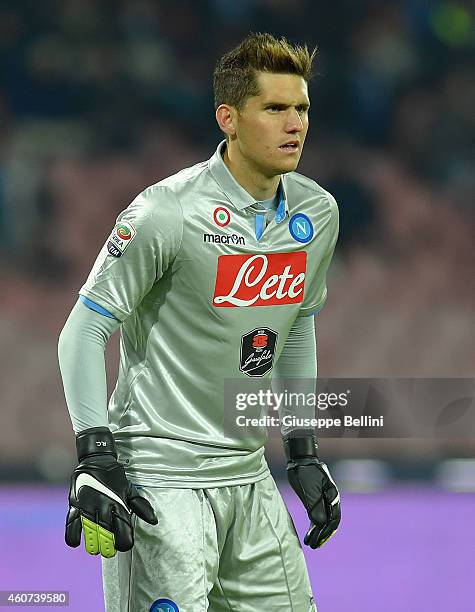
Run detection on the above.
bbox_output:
[0,1,473,610]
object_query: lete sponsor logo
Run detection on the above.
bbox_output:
[213,252,306,307]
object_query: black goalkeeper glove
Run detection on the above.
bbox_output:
[65,427,158,558]
[285,431,341,549]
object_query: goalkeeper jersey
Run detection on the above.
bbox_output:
[78,140,339,487]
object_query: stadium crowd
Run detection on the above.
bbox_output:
[0,0,473,471]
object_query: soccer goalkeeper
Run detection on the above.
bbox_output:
[58,33,340,612]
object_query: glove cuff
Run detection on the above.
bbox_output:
[76,427,117,462]
[284,431,319,461]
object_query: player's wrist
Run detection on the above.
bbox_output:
[75,426,117,462]
[283,429,319,462]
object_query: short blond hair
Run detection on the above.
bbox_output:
[213,32,317,110]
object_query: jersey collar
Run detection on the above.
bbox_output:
[209,140,290,222]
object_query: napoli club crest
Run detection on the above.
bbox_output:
[240,328,278,377]
[289,213,314,244]
[149,599,179,612]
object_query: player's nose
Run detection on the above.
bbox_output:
[285,108,304,133]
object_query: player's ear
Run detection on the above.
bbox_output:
[216,104,237,138]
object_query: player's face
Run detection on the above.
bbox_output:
[234,72,310,177]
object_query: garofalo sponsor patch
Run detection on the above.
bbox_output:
[107,220,136,258]
[240,327,278,377]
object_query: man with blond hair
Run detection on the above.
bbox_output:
[59,32,340,611]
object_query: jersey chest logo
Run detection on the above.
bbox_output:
[213,252,306,307]
[240,327,278,376]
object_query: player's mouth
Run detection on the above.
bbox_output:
[279,140,299,153]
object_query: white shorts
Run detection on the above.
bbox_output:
[102,475,316,611]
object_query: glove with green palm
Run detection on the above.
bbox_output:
[65,427,157,558]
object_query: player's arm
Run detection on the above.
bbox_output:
[58,299,158,557]
[58,186,182,557]
[58,298,120,432]
[275,190,341,548]
[272,315,341,548]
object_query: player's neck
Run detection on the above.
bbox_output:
[223,146,279,201]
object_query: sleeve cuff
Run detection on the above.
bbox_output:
[79,295,118,320]
[78,289,127,322]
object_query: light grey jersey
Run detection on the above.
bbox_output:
[79,140,339,487]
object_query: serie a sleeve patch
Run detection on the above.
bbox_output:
[106,220,137,258]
